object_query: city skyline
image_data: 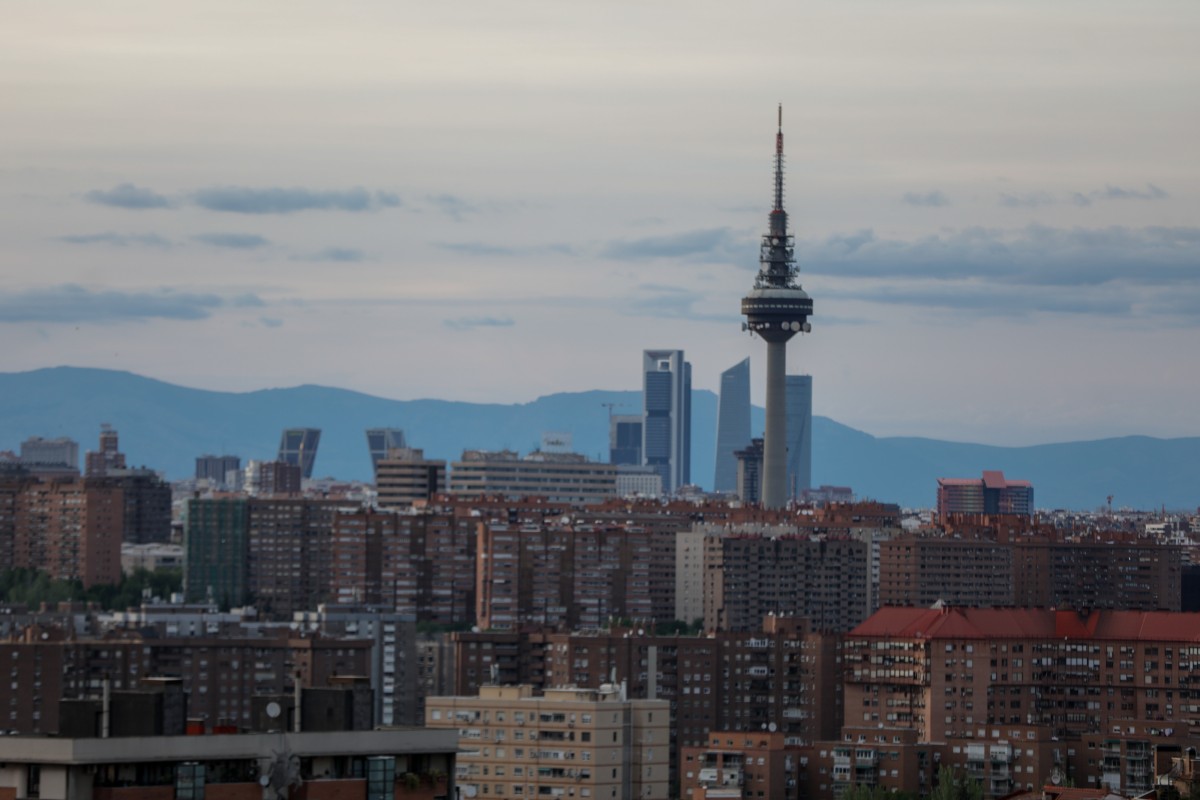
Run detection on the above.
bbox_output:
[2,2,1199,447]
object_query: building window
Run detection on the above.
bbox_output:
[175,763,204,800]
[367,756,395,800]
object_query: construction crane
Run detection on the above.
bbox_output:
[1107,494,1114,516]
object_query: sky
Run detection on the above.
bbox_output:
[2,1,1198,446]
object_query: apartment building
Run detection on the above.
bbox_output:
[681,731,801,800]
[293,506,477,623]
[452,619,843,789]
[878,534,1182,611]
[843,605,1200,794]
[703,532,871,632]
[0,625,371,734]
[425,683,670,800]
[475,521,677,631]
[7,477,123,587]
[0,729,458,800]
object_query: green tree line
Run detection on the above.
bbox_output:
[0,567,182,610]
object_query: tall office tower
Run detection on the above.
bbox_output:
[740,106,813,508]
[713,358,751,492]
[19,437,79,470]
[277,427,321,479]
[609,414,643,465]
[365,427,407,468]
[642,350,691,493]
[785,374,813,498]
[84,423,126,477]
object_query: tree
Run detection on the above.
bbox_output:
[930,766,983,800]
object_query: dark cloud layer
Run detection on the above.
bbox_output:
[59,232,171,247]
[193,232,270,249]
[801,224,1200,288]
[801,224,1200,321]
[85,183,172,209]
[190,186,400,214]
[443,316,515,331]
[601,227,750,262]
[0,285,262,323]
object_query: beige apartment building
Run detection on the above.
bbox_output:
[426,684,670,799]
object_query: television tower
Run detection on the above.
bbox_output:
[741,105,813,508]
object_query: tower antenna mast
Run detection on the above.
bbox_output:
[740,105,814,509]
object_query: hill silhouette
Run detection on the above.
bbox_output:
[0,367,1195,510]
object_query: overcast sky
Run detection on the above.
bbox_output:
[2,1,1197,445]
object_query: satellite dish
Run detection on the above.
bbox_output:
[768,722,777,732]
[1050,768,1063,785]
[266,701,282,719]
[259,776,271,788]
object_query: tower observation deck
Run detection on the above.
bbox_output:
[740,105,813,509]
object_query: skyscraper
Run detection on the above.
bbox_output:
[642,350,691,493]
[609,414,643,466]
[785,374,812,498]
[740,106,813,508]
[713,358,751,493]
[277,427,321,479]
[365,428,407,468]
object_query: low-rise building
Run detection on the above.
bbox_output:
[426,683,670,800]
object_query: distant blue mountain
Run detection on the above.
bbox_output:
[1,367,1196,510]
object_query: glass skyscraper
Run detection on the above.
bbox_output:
[642,350,691,493]
[713,358,751,493]
[785,374,812,498]
[277,427,321,479]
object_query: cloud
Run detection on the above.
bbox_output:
[1097,183,1169,201]
[425,194,478,220]
[443,315,515,331]
[1001,184,1169,208]
[901,190,949,207]
[260,317,284,328]
[437,241,518,257]
[303,247,366,262]
[434,241,579,258]
[190,186,400,214]
[58,232,172,247]
[193,232,270,249]
[0,285,262,323]
[823,282,1133,317]
[800,224,1200,321]
[801,224,1200,289]
[84,183,172,209]
[999,191,1056,208]
[625,285,738,324]
[601,227,751,262]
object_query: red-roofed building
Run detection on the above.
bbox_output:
[938,471,1034,520]
[844,606,1200,796]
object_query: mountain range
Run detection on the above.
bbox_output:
[0,367,1196,511]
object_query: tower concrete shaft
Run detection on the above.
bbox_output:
[763,340,788,508]
[740,105,813,508]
